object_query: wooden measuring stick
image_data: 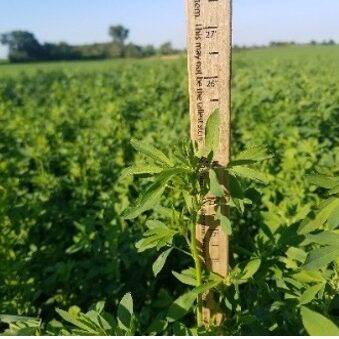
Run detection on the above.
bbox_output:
[186,0,232,327]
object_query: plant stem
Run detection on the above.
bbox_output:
[172,245,192,257]
[191,219,203,327]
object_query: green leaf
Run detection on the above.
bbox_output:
[299,197,339,234]
[146,220,168,230]
[230,147,272,166]
[239,258,261,282]
[92,301,105,314]
[303,245,339,270]
[306,231,339,246]
[81,310,111,333]
[0,314,39,324]
[286,247,307,264]
[172,268,197,286]
[292,270,326,284]
[183,191,193,211]
[293,270,326,283]
[292,204,312,223]
[328,207,339,229]
[122,180,166,219]
[153,206,181,220]
[146,315,168,335]
[299,283,324,305]
[136,227,176,252]
[220,215,232,235]
[204,109,220,155]
[209,169,224,197]
[229,166,268,184]
[167,280,221,322]
[306,174,338,189]
[56,308,95,333]
[1,319,41,336]
[329,184,339,195]
[167,292,197,323]
[229,174,245,214]
[216,209,232,235]
[117,293,133,332]
[199,109,220,157]
[301,307,339,336]
[123,168,184,219]
[152,248,172,277]
[131,139,173,167]
[120,165,162,178]
[155,167,187,182]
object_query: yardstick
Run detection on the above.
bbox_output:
[185,0,232,326]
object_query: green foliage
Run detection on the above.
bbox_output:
[0,59,188,331]
[0,30,43,62]
[301,307,339,336]
[130,139,173,167]
[1,26,181,63]
[52,294,135,335]
[152,248,173,277]
[117,293,135,335]
[167,280,221,323]
[0,314,41,336]
[120,164,163,178]
[0,48,339,335]
[1,294,136,335]
[199,109,220,157]
[120,109,271,331]
[135,221,177,252]
[172,268,197,286]
[108,25,129,45]
[237,258,262,282]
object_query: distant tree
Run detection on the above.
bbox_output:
[108,25,129,45]
[43,42,81,60]
[1,26,182,63]
[310,40,317,45]
[124,43,143,58]
[269,41,296,47]
[159,41,174,55]
[0,30,43,62]
[142,44,156,57]
[106,42,124,58]
[321,39,336,45]
[74,43,107,60]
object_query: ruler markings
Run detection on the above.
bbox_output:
[186,0,232,327]
[203,25,219,29]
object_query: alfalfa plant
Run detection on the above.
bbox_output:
[121,109,271,331]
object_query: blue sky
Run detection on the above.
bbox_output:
[1,0,339,58]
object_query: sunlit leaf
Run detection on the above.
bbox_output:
[301,307,339,336]
[152,248,172,277]
[303,245,339,270]
[299,283,324,305]
[117,293,133,332]
[131,139,173,167]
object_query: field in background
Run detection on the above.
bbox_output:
[0,45,338,335]
[0,54,185,77]
[1,45,339,76]
[236,44,339,61]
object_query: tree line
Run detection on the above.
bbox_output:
[233,39,337,51]
[0,25,181,63]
